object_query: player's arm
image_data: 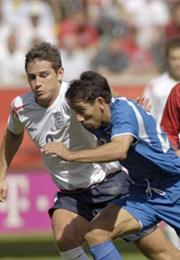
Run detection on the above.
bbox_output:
[0,129,24,201]
[41,134,134,163]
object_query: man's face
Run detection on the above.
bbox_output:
[26,59,63,107]
[168,47,180,81]
[72,98,110,130]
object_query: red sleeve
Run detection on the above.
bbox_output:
[161,83,180,149]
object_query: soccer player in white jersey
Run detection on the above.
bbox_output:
[143,37,180,125]
[0,43,179,260]
[42,70,180,260]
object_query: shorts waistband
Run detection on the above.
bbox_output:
[61,168,126,194]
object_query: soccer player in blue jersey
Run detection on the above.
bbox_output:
[42,71,180,260]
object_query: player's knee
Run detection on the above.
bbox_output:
[54,231,82,251]
[85,228,110,245]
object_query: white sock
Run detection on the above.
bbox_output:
[164,224,180,249]
[60,246,90,260]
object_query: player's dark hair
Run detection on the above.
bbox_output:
[66,71,112,107]
[165,37,180,57]
[25,42,62,72]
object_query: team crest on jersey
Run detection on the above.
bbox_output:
[53,112,64,129]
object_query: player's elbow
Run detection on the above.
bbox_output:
[113,150,128,161]
[111,139,130,161]
[119,151,128,160]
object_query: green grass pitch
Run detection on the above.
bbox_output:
[0,233,147,259]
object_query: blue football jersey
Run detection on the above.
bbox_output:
[92,97,180,188]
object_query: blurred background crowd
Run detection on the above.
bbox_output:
[0,0,180,87]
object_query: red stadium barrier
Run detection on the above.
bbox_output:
[0,86,145,170]
[113,85,144,98]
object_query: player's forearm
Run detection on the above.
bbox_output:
[42,136,132,162]
[0,130,24,176]
[67,142,127,163]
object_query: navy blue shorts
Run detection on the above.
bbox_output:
[49,170,131,220]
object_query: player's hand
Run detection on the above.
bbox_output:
[136,96,152,112]
[175,149,180,157]
[0,177,8,202]
[41,142,71,160]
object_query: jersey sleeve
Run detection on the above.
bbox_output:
[111,99,138,140]
[7,98,24,134]
[161,84,180,149]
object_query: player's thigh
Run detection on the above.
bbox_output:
[134,226,180,260]
[86,204,140,245]
[52,208,89,250]
[110,206,141,238]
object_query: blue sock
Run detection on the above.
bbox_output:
[89,240,122,260]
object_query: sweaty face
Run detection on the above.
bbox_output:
[26,59,63,107]
[168,47,180,81]
[72,99,110,130]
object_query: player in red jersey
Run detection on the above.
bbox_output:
[161,83,180,157]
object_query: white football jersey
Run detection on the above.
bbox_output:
[143,72,178,125]
[8,82,121,190]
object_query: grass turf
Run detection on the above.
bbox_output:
[0,233,147,259]
[0,253,147,259]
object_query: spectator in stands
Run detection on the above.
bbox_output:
[17,0,56,51]
[92,35,130,77]
[0,2,11,50]
[121,24,156,75]
[1,0,29,26]
[58,8,98,55]
[164,1,180,41]
[119,0,170,49]
[0,29,25,86]
[59,32,91,82]
[94,0,129,40]
[1,0,55,29]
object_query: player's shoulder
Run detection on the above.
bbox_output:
[171,82,180,94]
[112,97,134,109]
[168,82,180,102]
[12,91,34,109]
[149,72,175,88]
[112,96,134,103]
[60,81,70,96]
